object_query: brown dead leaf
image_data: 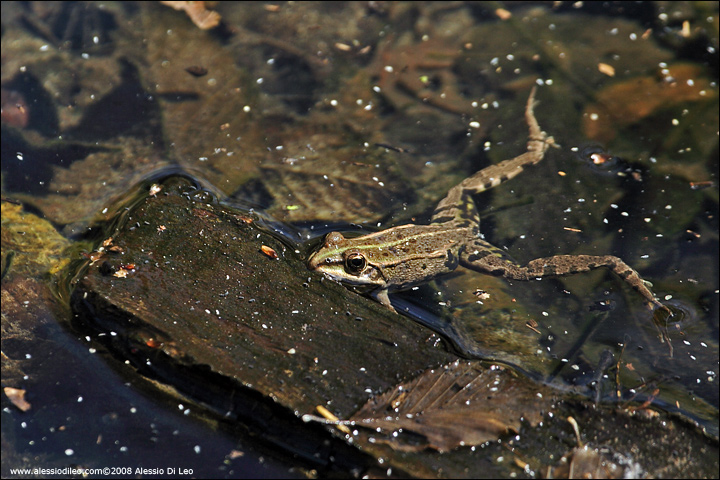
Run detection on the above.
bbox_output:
[583,63,715,142]
[368,36,472,115]
[4,387,31,412]
[495,8,512,21]
[160,1,221,30]
[349,361,554,452]
[260,245,278,259]
[597,62,615,77]
[252,160,411,223]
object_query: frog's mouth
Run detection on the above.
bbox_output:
[316,267,384,289]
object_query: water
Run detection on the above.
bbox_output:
[2,1,717,476]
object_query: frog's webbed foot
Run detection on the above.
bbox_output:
[649,300,675,357]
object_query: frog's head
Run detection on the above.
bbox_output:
[307,232,386,287]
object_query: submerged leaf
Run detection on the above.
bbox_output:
[349,360,554,452]
[160,1,221,30]
[583,63,715,143]
[3,387,31,412]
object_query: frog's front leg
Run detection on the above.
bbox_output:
[460,240,670,313]
[372,287,396,313]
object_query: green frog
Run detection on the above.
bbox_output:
[308,87,670,319]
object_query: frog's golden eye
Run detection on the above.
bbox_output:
[344,252,367,274]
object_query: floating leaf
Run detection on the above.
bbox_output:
[349,360,554,452]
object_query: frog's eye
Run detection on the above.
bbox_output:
[344,252,367,274]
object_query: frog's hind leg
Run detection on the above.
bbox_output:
[431,86,556,226]
[460,242,669,314]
